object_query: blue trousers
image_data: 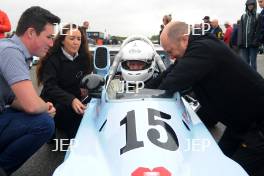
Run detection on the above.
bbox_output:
[0,108,54,175]
[240,47,258,71]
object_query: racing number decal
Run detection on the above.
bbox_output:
[120,110,144,154]
[147,108,179,151]
[120,108,179,155]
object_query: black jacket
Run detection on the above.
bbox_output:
[40,50,91,107]
[211,26,223,40]
[257,9,264,44]
[238,0,260,48]
[230,24,239,47]
[146,34,264,132]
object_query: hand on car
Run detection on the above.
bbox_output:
[46,102,56,117]
[72,98,86,115]
[80,88,88,99]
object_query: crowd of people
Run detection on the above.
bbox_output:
[158,0,264,71]
[1,0,264,175]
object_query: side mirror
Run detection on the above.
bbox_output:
[81,74,105,98]
[93,46,110,76]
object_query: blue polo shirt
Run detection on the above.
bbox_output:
[0,35,32,112]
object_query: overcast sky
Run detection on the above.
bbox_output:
[1,0,262,37]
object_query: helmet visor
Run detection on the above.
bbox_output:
[122,60,149,71]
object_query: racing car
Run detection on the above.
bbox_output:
[53,36,248,176]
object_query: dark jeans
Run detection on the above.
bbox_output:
[0,108,54,175]
[240,47,258,71]
[233,129,264,176]
[218,127,246,157]
[54,104,82,139]
[219,125,264,176]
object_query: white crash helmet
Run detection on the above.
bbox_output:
[120,40,155,82]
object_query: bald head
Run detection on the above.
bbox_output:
[160,21,188,45]
[211,19,219,28]
[160,21,189,59]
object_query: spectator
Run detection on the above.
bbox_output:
[163,14,172,26]
[257,0,264,44]
[159,15,172,45]
[202,15,210,23]
[81,21,89,41]
[238,0,259,71]
[81,20,89,35]
[202,16,212,33]
[230,20,240,53]
[192,23,204,35]
[224,22,233,46]
[82,21,89,31]
[0,9,11,39]
[0,6,60,175]
[210,19,224,40]
[147,21,264,175]
[36,24,93,139]
[159,24,164,44]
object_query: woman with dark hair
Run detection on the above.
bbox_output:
[36,24,92,139]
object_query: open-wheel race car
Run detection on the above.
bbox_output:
[53,36,248,176]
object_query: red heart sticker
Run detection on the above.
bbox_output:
[131,167,171,176]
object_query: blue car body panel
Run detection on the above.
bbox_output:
[53,91,248,176]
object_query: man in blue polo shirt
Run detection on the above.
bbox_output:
[0,6,60,175]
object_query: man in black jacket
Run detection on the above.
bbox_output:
[238,0,259,70]
[147,21,264,175]
[210,19,223,40]
[258,0,264,44]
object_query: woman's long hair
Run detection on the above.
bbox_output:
[36,23,92,86]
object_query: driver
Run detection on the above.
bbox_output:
[108,38,159,98]
[120,39,156,82]
[125,60,145,71]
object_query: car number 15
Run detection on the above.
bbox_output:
[120,108,179,155]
